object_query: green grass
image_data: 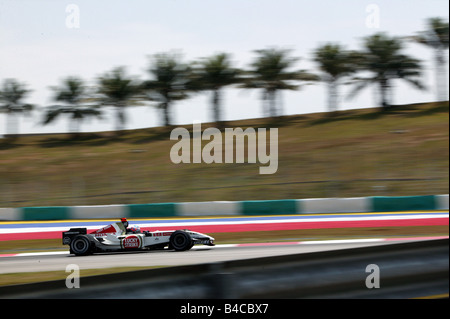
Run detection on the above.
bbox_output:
[0,101,448,208]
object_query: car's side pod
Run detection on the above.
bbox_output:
[62,228,87,245]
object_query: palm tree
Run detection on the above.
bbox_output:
[313,43,360,112]
[43,77,101,134]
[144,52,192,127]
[191,53,241,124]
[348,33,425,110]
[0,79,33,137]
[410,17,449,101]
[241,48,318,117]
[97,67,141,132]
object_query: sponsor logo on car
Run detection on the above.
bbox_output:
[122,235,141,249]
[152,232,173,237]
[92,224,119,237]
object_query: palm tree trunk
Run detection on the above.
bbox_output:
[435,48,448,101]
[69,117,82,138]
[328,81,338,113]
[261,90,269,117]
[6,112,19,138]
[268,89,277,117]
[277,90,284,117]
[212,89,221,123]
[5,112,12,136]
[163,102,171,127]
[379,79,391,110]
[116,106,125,132]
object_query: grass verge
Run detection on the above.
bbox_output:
[0,101,448,207]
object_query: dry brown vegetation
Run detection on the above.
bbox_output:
[0,101,448,208]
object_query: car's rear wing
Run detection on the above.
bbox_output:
[62,228,87,245]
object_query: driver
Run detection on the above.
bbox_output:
[121,218,129,229]
[128,225,141,234]
[121,218,141,234]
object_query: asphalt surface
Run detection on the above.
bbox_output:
[0,240,406,274]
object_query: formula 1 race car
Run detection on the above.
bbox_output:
[62,218,215,256]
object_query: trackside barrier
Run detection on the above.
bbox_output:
[127,203,177,218]
[299,197,369,214]
[436,194,449,210]
[0,195,448,221]
[371,195,436,212]
[0,239,447,299]
[177,201,240,216]
[0,208,17,221]
[241,199,298,215]
[71,205,127,219]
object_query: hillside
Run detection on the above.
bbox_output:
[0,101,448,208]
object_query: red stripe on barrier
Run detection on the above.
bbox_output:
[0,231,64,241]
[165,217,449,233]
[0,217,447,241]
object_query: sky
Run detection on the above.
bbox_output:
[0,0,449,136]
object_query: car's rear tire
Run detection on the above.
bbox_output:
[169,230,193,251]
[70,235,94,256]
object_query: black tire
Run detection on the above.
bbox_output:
[169,230,193,251]
[70,235,94,256]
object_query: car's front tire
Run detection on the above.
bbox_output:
[70,235,94,256]
[169,230,193,251]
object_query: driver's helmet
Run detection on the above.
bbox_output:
[129,225,140,233]
[121,218,129,228]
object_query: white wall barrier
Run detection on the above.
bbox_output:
[436,194,449,210]
[299,197,371,214]
[176,201,240,216]
[71,204,127,219]
[0,208,20,221]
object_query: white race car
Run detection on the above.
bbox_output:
[62,218,215,256]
